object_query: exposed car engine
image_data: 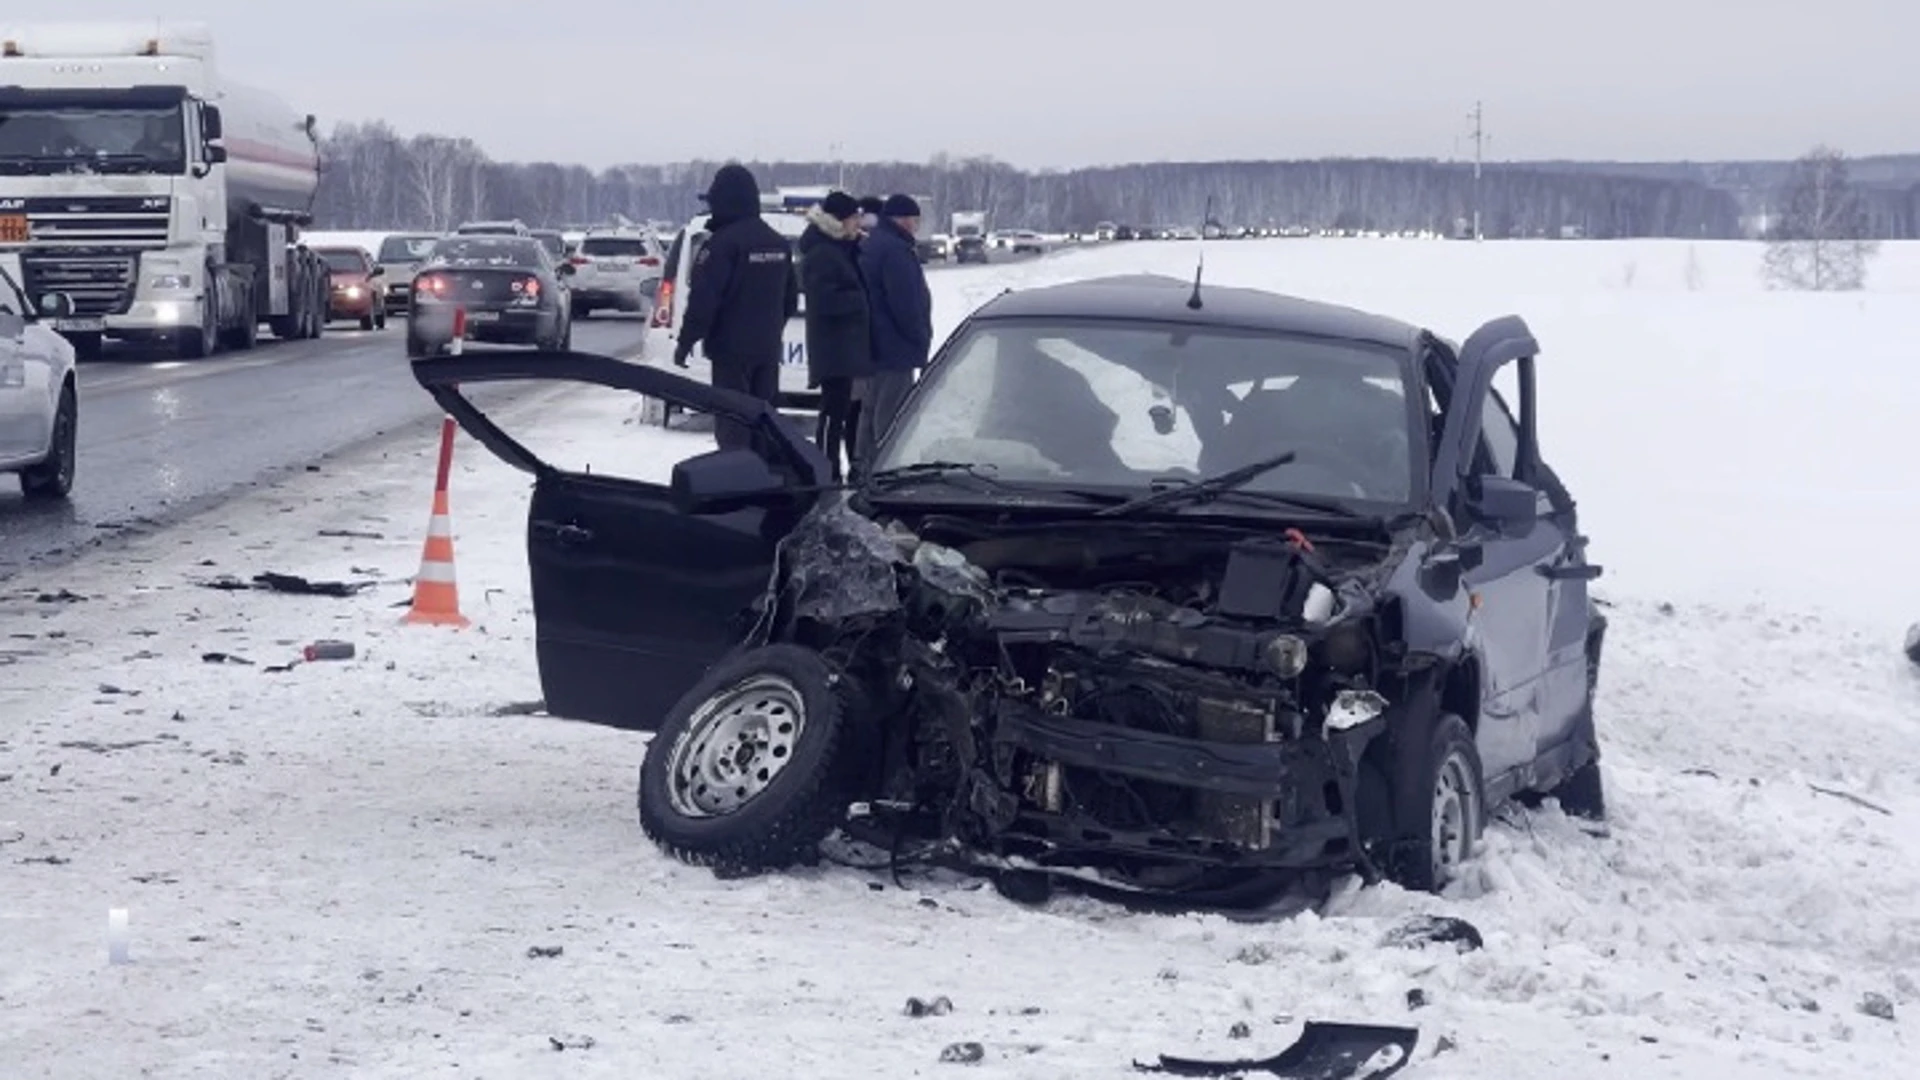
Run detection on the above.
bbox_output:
[765,501,1403,894]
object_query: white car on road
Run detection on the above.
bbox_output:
[566,229,664,318]
[644,193,815,421]
[0,264,78,498]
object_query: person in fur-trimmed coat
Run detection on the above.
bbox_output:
[797,191,873,479]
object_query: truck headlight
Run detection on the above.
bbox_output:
[149,274,192,290]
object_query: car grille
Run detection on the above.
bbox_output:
[13,195,171,249]
[21,252,138,316]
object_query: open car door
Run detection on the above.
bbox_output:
[412,351,830,730]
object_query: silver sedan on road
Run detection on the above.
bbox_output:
[0,262,78,499]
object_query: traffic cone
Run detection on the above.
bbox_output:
[402,416,469,627]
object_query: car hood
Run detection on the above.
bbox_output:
[329,272,372,286]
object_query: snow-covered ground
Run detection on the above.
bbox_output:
[3,239,1917,1078]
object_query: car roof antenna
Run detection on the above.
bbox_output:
[1187,195,1213,310]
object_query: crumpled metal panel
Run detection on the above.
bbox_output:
[911,541,994,603]
[780,501,908,621]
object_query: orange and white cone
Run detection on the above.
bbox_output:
[402,416,469,627]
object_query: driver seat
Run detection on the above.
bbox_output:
[1199,375,1403,491]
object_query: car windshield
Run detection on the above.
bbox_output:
[531,232,566,259]
[378,235,437,262]
[317,250,366,273]
[425,237,540,268]
[580,236,649,257]
[874,320,1418,506]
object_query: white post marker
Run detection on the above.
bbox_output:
[107,907,129,964]
[450,307,466,356]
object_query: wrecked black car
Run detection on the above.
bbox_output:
[413,273,1607,903]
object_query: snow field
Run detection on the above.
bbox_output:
[1,238,1916,1077]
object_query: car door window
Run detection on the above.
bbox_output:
[1479,391,1520,478]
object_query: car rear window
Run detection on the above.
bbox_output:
[378,235,436,262]
[580,237,650,257]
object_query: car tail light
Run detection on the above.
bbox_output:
[415,274,449,298]
[511,277,540,298]
[650,280,674,327]
[568,255,590,265]
[637,255,660,267]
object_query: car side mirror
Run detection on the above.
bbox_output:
[368,266,384,277]
[202,106,223,139]
[1467,474,1542,530]
[205,144,227,164]
[37,292,75,319]
[556,262,576,277]
[0,310,24,338]
[671,447,789,515]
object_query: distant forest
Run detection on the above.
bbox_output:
[309,120,1920,240]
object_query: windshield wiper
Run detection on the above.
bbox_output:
[1092,449,1358,520]
[864,461,1109,503]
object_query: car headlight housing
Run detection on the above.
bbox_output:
[148,274,192,290]
[1,360,23,388]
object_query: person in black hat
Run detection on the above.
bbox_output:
[674,162,799,449]
[854,193,933,468]
[797,190,871,481]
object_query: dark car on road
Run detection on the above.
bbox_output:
[313,246,387,330]
[406,235,574,357]
[412,273,1606,906]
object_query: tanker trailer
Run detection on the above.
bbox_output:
[0,20,331,357]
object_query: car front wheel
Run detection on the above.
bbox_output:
[638,644,860,873]
[1364,711,1485,893]
[20,382,76,499]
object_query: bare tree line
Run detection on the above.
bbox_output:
[312,120,1767,239]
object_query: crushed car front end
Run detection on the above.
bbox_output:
[753,498,1422,894]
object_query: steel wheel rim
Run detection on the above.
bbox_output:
[1430,751,1477,881]
[666,674,806,818]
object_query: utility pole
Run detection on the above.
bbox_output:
[829,142,845,189]
[1467,101,1486,241]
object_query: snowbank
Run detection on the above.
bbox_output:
[1,240,1916,1078]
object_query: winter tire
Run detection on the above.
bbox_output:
[1548,758,1606,821]
[638,644,859,873]
[20,382,76,499]
[359,313,376,331]
[1370,711,1485,893]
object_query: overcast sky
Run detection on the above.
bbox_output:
[36,0,1916,169]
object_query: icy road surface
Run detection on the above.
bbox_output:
[0,316,649,580]
[2,237,1917,1078]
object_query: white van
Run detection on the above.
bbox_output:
[644,191,820,423]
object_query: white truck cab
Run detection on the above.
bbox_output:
[0,22,330,359]
[644,189,820,422]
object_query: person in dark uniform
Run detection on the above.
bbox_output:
[855,194,934,467]
[674,163,799,449]
[797,191,872,481]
